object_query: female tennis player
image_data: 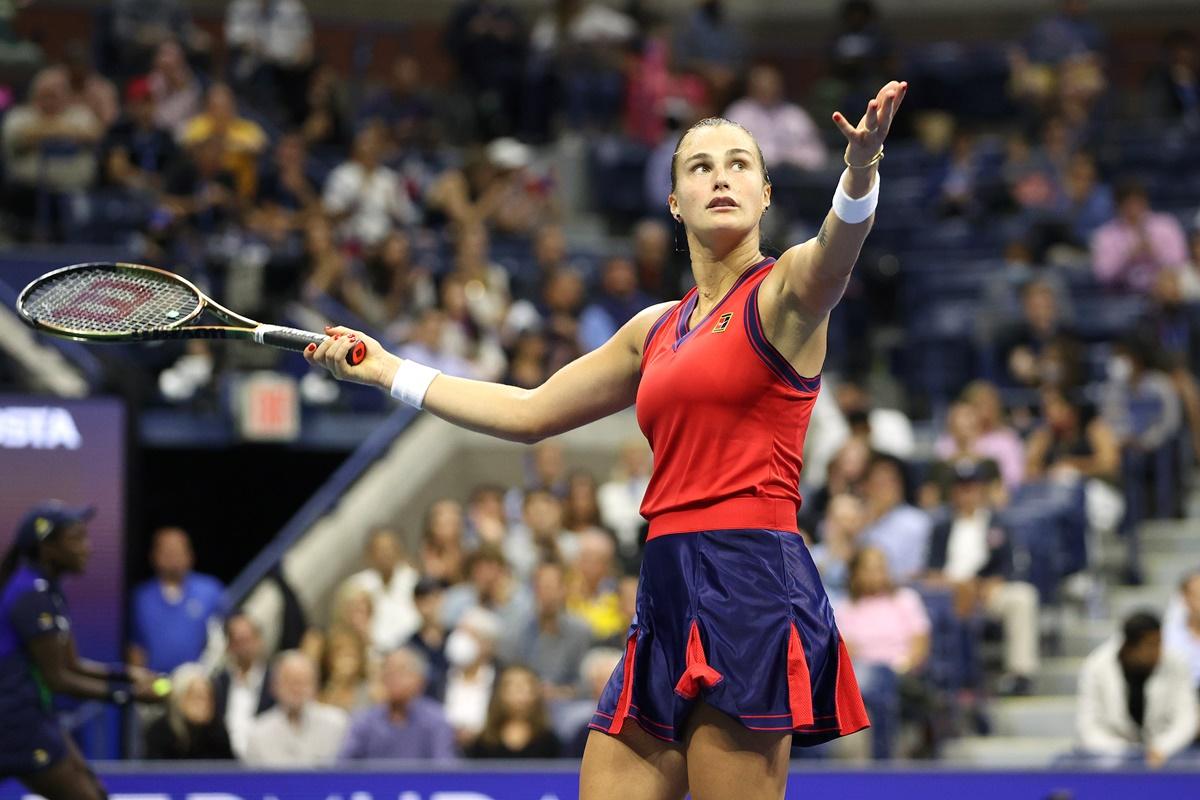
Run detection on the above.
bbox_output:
[1,502,168,800]
[308,80,907,799]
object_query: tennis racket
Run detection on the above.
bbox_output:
[16,262,367,365]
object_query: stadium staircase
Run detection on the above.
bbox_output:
[941,483,1200,767]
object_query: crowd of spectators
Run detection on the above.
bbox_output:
[4,0,1199,766]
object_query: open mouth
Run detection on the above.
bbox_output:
[707,196,737,209]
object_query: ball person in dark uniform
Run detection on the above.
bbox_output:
[0,502,167,799]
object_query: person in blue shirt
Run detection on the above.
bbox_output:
[1,501,166,798]
[128,527,225,674]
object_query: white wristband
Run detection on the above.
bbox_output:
[831,168,880,224]
[389,359,441,409]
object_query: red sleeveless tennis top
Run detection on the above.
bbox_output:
[635,257,820,540]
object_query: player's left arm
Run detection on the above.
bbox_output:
[762,82,907,356]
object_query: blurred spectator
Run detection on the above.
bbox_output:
[466,664,562,758]
[503,560,592,699]
[924,402,1002,507]
[110,0,207,75]
[63,40,119,128]
[144,663,235,759]
[834,378,915,460]
[427,141,552,241]
[1,65,101,239]
[225,0,313,116]
[565,647,622,755]
[360,55,438,150]
[100,77,179,195]
[1027,387,1119,480]
[147,39,205,135]
[1024,0,1103,66]
[1076,612,1198,767]
[323,122,419,249]
[448,223,512,330]
[961,381,1027,489]
[859,454,932,585]
[325,582,377,662]
[442,544,533,643]
[444,606,502,746]
[506,489,578,580]
[443,0,528,140]
[407,577,451,702]
[724,64,826,172]
[363,229,437,333]
[671,0,744,107]
[1137,269,1200,460]
[837,547,932,759]
[597,438,651,565]
[1062,151,1115,246]
[243,650,348,766]
[996,279,1083,392]
[1144,30,1200,128]
[1164,572,1200,689]
[804,435,871,528]
[439,273,509,381]
[567,528,623,641]
[160,136,240,239]
[1001,131,1063,215]
[180,83,268,200]
[301,215,378,321]
[298,63,352,150]
[1182,229,1200,302]
[128,527,224,674]
[251,132,321,242]
[318,626,374,713]
[828,0,891,92]
[924,461,1040,695]
[562,470,602,533]
[811,493,867,600]
[1091,179,1189,294]
[529,0,636,132]
[213,613,274,759]
[927,128,981,220]
[397,307,481,380]
[579,256,655,352]
[467,484,510,549]
[339,648,458,760]
[420,498,469,584]
[344,527,420,653]
[1100,336,1182,459]
[632,217,678,301]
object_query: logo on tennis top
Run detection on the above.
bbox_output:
[712,313,734,333]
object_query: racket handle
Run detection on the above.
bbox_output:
[255,325,367,366]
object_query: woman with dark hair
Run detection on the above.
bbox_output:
[465,664,561,759]
[144,663,235,759]
[309,79,907,797]
[0,502,167,798]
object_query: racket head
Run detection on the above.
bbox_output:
[17,262,207,342]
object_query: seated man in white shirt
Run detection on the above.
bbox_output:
[212,612,273,759]
[1163,571,1200,691]
[344,527,420,653]
[1076,611,1199,768]
[243,650,347,766]
[923,461,1040,695]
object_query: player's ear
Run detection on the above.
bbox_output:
[668,194,680,222]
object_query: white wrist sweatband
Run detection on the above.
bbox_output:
[831,168,880,224]
[389,359,441,409]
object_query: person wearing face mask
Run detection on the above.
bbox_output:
[1074,611,1198,768]
[442,606,501,748]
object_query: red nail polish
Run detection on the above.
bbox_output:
[306,344,316,352]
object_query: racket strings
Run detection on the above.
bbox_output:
[22,268,200,334]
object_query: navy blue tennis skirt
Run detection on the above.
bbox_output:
[590,528,870,746]
[0,707,68,777]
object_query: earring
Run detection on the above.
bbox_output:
[673,214,681,222]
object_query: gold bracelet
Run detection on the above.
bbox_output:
[844,148,884,169]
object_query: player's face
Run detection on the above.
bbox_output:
[669,125,770,238]
[51,523,91,574]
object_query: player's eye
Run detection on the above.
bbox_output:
[732,160,748,170]
[692,163,710,173]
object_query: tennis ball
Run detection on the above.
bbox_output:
[152,677,172,697]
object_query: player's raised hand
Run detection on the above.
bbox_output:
[832,80,907,164]
[305,325,399,389]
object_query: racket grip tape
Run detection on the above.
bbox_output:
[255,325,366,366]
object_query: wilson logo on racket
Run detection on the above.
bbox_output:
[16,262,367,366]
[712,313,734,333]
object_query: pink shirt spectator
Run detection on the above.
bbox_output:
[1090,212,1189,293]
[935,428,1025,490]
[836,587,931,671]
[723,98,827,171]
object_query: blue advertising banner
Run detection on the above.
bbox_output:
[3,766,1199,800]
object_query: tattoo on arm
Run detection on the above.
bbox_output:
[817,220,829,248]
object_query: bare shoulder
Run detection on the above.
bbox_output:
[625,301,679,359]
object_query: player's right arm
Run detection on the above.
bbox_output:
[307,302,675,444]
